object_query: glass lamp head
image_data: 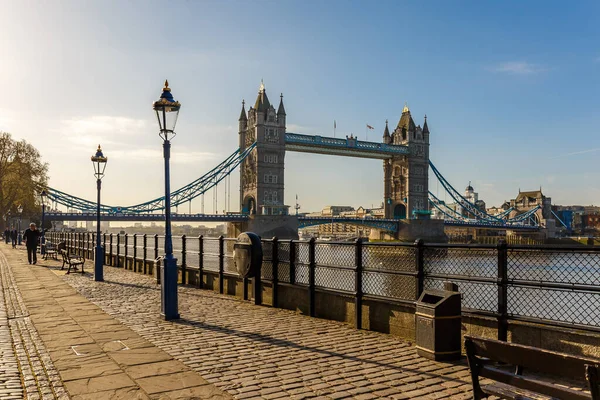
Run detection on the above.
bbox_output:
[40,190,47,206]
[153,80,181,141]
[17,204,23,214]
[91,144,108,179]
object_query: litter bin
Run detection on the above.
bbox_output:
[415,283,461,361]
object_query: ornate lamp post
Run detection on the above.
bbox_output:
[17,204,23,245]
[153,80,181,320]
[91,145,107,282]
[40,190,47,254]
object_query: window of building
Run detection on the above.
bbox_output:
[264,173,278,184]
[264,154,278,163]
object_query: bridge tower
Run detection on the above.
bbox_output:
[239,81,289,217]
[383,105,430,219]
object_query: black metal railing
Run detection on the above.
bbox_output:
[46,232,600,337]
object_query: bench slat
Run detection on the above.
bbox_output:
[466,335,599,378]
[465,336,600,400]
[482,366,590,400]
[483,382,555,400]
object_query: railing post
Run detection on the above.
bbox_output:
[103,233,107,265]
[143,234,148,275]
[272,237,279,308]
[156,258,161,285]
[181,235,187,285]
[116,234,121,268]
[497,239,509,341]
[198,235,203,289]
[154,234,159,282]
[289,240,296,285]
[308,237,316,317]
[415,239,425,298]
[124,234,129,270]
[355,238,363,330]
[218,235,224,294]
[108,233,114,267]
[133,234,138,272]
[154,234,159,259]
[253,239,262,306]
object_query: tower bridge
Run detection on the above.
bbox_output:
[44,81,551,240]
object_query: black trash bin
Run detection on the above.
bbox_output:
[415,284,461,361]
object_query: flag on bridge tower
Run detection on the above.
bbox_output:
[365,124,374,141]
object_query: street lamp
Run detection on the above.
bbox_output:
[40,190,47,254]
[17,204,23,245]
[91,144,107,282]
[153,79,181,320]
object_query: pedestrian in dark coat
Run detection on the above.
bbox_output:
[4,229,9,244]
[10,229,17,248]
[23,223,41,264]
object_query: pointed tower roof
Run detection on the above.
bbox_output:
[396,102,416,132]
[383,119,390,138]
[277,93,286,115]
[239,100,247,121]
[422,114,429,134]
[254,79,271,112]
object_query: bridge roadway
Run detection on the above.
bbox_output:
[47,212,539,232]
[0,244,480,399]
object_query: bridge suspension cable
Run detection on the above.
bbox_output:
[429,161,503,223]
[45,142,256,214]
[428,191,472,222]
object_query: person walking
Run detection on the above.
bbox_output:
[4,228,9,244]
[10,228,17,248]
[23,223,41,264]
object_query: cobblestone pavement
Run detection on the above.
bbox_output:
[0,249,70,400]
[60,265,477,400]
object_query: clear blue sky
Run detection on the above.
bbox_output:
[1,0,598,214]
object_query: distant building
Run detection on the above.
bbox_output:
[582,214,600,231]
[508,189,552,224]
[439,183,487,220]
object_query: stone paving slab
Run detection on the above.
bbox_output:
[1,245,231,400]
[49,256,483,399]
[0,245,68,400]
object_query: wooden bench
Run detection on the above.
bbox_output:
[60,249,85,274]
[465,335,600,399]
